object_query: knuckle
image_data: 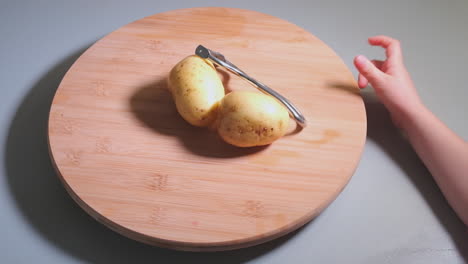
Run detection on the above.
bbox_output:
[362,66,374,76]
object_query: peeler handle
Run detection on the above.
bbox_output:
[196,45,307,128]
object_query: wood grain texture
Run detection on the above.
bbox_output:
[48,7,366,251]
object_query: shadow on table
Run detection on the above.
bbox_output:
[363,90,468,262]
[3,46,302,263]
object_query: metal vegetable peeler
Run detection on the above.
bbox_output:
[195,45,307,128]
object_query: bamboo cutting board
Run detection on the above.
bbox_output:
[48,7,366,251]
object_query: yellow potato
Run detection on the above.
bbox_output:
[217,91,290,147]
[168,55,225,127]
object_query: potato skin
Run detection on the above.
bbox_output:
[168,55,225,127]
[217,91,290,147]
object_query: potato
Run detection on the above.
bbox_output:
[217,91,290,147]
[168,55,225,127]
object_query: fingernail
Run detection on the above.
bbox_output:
[356,55,368,65]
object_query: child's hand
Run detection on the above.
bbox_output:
[354,36,468,228]
[354,36,422,128]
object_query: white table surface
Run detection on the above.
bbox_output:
[1,0,467,263]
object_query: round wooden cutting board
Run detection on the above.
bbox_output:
[48,7,366,251]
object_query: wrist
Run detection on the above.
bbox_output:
[398,101,428,132]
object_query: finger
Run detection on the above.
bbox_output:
[358,73,368,88]
[354,55,385,86]
[358,60,383,87]
[368,35,403,64]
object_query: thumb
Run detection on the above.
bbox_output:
[354,55,385,86]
